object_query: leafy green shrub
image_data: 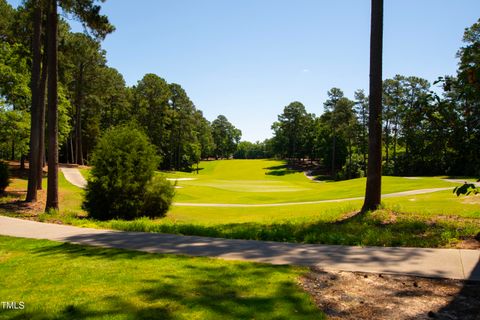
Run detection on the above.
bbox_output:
[382,161,395,175]
[142,175,175,218]
[0,161,10,194]
[336,154,364,180]
[83,125,173,220]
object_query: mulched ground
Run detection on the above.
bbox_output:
[300,268,480,320]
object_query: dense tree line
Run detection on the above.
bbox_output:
[271,17,480,179]
[0,0,242,173]
[0,0,243,212]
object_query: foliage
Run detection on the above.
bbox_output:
[271,101,314,160]
[83,125,160,220]
[0,42,30,110]
[0,106,30,160]
[211,115,242,159]
[337,154,364,180]
[0,0,15,42]
[142,175,175,218]
[233,140,272,159]
[165,83,202,170]
[131,75,213,170]
[0,160,9,193]
[271,71,479,179]
[59,0,115,40]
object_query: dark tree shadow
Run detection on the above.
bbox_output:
[433,259,480,319]
[264,165,302,176]
[310,175,335,182]
[16,242,321,319]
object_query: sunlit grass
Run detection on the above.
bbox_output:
[155,160,461,204]
[0,236,322,320]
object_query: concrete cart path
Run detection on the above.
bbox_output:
[60,167,87,188]
[1,216,478,281]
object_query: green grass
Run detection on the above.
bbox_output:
[2,160,479,248]
[0,236,322,320]
[58,171,84,213]
[157,160,460,204]
[78,168,91,180]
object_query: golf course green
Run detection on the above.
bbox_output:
[161,159,460,204]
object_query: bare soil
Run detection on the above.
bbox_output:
[300,268,480,320]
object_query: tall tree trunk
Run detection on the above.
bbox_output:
[75,64,84,165]
[45,0,59,212]
[26,1,42,202]
[362,0,383,212]
[393,119,398,175]
[331,133,336,177]
[20,155,26,170]
[362,110,367,175]
[348,137,352,179]
[37,46,48,190]
[384,120,389,166]
[70,136,74,163]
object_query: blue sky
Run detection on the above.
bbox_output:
[7,0,480,142]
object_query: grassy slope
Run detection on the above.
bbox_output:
[160,160,460,204]
[0,236,322,320]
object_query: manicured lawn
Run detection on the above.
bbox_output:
[0,236,322,320]
[158,160,461,204]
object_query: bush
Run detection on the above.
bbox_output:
[336,154,364,180]
[83,125,174,220]
[0,161,10,194]
[142,175,175,218]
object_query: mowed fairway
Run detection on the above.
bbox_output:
[163,159,460,205]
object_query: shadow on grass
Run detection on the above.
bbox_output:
[32,241,162,261]
[311,175,335,182]
[264,165,302,176]
[9,299,174,320]
[17,241,321,319]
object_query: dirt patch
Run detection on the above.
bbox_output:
[300,268,480,320]
[461,194,480,205]
[0,187,45,217]
[456,239,480,249]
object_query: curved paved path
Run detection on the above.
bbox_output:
[60,167,87,188]
[0,216,478,281]
[61,167,462,207]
